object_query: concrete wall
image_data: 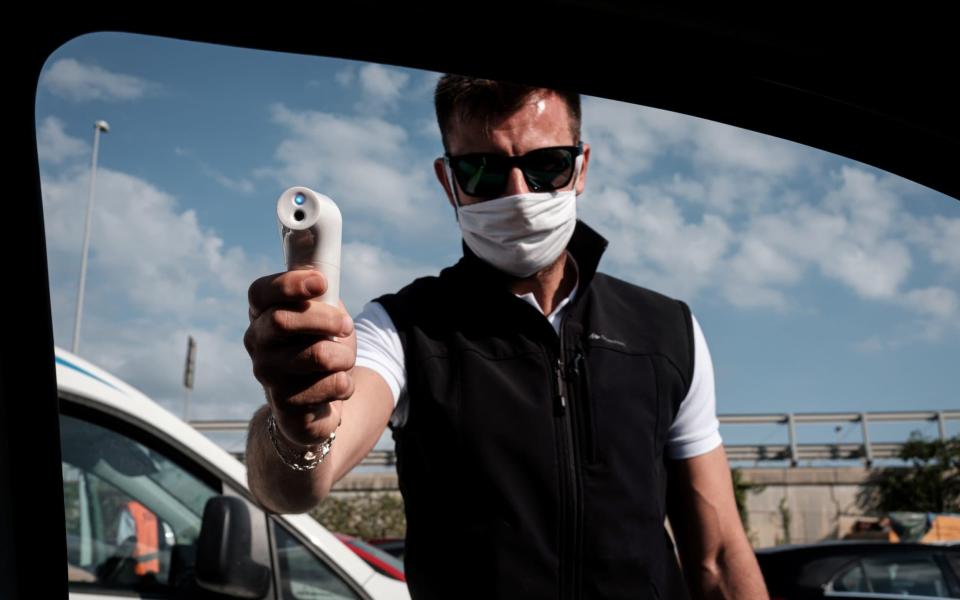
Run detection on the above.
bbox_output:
[331,467,880,549]
[740,467,873,548]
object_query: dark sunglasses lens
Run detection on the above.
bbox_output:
[522,148,575,191]
[452,155,508,197]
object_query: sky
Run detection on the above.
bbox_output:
[35,32,960,456]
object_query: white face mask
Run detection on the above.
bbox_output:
[447,155,583,278]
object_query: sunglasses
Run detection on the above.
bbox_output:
[445,143,584,200]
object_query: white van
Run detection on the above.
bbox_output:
[56,346,410,600]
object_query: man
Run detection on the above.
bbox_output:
[244,75,767,599]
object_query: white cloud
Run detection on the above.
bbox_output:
[407,71,441,102]
[41,166,265,317]
[582,96,815,191]
[823,167,900,244]
[581,138,957,340]
[822,239,911,300]
[415,117,441,141]
[357,64,409,104]
[690,119,809,177]
[37,116,89,164]
[80,317,264,420]
[580,184,734,300]
[927,217,960,272]
[715,167,917,307]
[582,99,670,180]
[40,165,273,418]
[664,173,777,216]
[854,288,960,350]
[206,169,255,194]
[722,236,804,310]
[811,167,911,300]
[905,214,960,274]
[340,241,442,315]
[900,287,958,320]
[257,103,444,234]
[41,58,155,102]
[580,94,955,335]
[335,63,412,115]
[854,336,891,353]
[335,67,356,87]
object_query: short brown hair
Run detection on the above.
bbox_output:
[434,74,581,152]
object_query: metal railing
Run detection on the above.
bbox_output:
[196,409,960,468]
[718,410,959,466]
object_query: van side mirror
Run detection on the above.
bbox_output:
[195,496,271,599]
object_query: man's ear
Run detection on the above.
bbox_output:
[575,142,590,196]
[434,157,457,209]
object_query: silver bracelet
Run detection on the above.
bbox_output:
[266,412,338,471]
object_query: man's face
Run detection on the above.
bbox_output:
[433,91,591,207]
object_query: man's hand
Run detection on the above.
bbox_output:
[243,269,394,514]
[244,269,356,448]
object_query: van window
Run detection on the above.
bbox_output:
[60,411,219,595]
[272,521,362,600]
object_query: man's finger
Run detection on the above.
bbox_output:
[255,337,357,378]
[247,304,353,349]
[248,270,327,318]
[269,370,356,409]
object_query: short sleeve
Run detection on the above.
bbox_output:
[665,312,723,459]
[354,301,406,407]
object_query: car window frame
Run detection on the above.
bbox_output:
[7,9,959,600]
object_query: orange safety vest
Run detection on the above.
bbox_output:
[126,501,160,575]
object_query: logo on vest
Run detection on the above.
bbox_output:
[588,332,627,348]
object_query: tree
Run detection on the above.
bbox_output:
[858,432,960,513]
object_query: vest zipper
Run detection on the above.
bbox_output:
[555,359,567,413]
[570,347,597,464]
[555,319,581,600]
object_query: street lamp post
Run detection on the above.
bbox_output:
[72,120,109,355]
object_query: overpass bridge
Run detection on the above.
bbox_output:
[194,409,959,470]
[191,409,958,547]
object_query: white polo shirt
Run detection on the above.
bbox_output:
[354,262,722,460]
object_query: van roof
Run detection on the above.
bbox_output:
[54,345,248,488]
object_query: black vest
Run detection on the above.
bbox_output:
[375,221,694,599]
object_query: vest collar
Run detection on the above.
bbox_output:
[455,219,609,294]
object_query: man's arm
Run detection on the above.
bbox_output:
[666,446,768,599]
[242,268,396,514]
[245,367,394,514]
[665,311,767,597]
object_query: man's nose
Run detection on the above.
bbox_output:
[502,167,530,197]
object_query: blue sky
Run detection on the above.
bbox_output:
[36,33,959,455]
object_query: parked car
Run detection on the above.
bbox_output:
[756,541,960,599]
[56,346,409,599]
[335,534,405,582]
[367,538,405,561]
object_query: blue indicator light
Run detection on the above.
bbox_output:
[294,193,306,205]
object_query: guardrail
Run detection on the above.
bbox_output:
[196,409,960,468]
[719,411,959,466]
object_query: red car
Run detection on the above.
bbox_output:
[335,533,406,582]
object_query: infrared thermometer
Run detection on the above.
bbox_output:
[276,186,342,307]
